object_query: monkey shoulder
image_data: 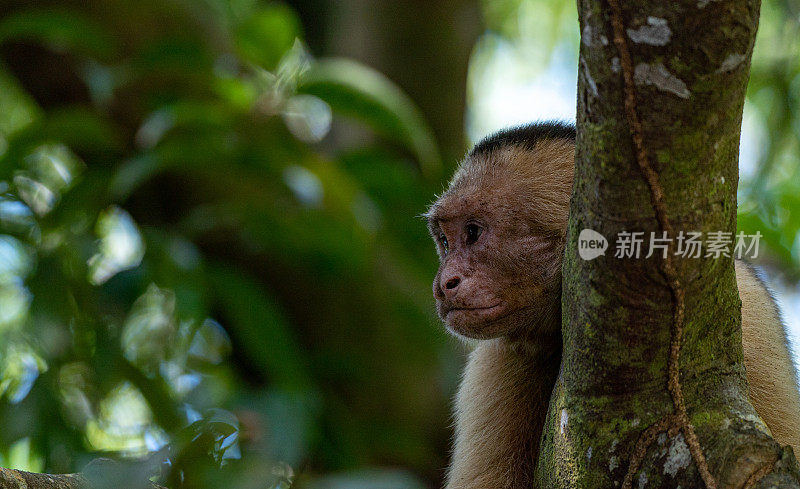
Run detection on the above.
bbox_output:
[735,260,800,450]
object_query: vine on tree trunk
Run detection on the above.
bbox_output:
[604,1,717,487]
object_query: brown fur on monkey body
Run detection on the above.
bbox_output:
[425,122,800,489]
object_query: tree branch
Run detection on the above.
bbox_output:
[0,466,168,489]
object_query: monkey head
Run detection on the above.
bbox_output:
[426,122,575,340]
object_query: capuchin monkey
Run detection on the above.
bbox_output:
[424,121,800,489]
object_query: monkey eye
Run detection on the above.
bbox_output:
[465,223,482,245]
[438,233,449,253]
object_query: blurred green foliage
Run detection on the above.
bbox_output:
[0,0,798,489]
[0,0,453,487]
[737,0,800,278]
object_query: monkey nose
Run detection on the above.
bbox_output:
[445,277,461,290]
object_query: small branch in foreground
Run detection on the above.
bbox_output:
[0,467,167,489]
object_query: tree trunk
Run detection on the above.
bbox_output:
[537,0,800,487]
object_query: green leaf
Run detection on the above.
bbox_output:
[42,107,123,155]
[298,58,441,179]
[207,264,312,390]
[0,66,41,137]
[109,154,161,201]
[0,9,117,61]
[136,36,213,73]
[235,5,301,71]
[737,210,794,266]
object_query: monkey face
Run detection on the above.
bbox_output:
[428,211,561,340]
[426,138,573,341]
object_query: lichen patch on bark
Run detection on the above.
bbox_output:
[633,63,690,99]
[626,17,671,46]
[663,434,691,477]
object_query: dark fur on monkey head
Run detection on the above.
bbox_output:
[425,121,575,344]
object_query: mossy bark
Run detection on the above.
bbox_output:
[0,466,167,489]
[536,0,800,487]
[0,468,89,489]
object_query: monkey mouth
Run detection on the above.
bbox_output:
[441,302,516,340]
[444,303,502,317]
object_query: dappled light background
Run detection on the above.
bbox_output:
[0,1,798,488]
